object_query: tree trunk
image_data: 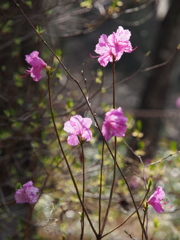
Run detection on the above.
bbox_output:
[139,0,180,158]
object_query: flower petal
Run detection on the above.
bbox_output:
[67,134,79,146]
[148,186,166,213]
[102,107,128,141]
[25,51,47,81]
[14,181,39,204]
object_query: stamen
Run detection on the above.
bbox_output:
[133,46,138,51]
[19,72,29,78]
[89,53,99,58]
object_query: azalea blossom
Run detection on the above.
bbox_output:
[14,181,39,204]
[102,107,128,141]
[64,115,92,146]
[94,26,135,67]
[148,186,167,213]
[176,97,180,109]
[25,51,47,81]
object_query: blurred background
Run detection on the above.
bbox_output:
[0,0,180,239]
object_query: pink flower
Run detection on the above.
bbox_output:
[14,181,39,204]
[102,107,128,141]
[25,51,47,81]
[64,115,92,146]
[94,26,135,67]
[176,97,180,109]
[148,186,167,213]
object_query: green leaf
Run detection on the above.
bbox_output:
[17,98,24,106]
[2,20,13,33]
[14,74,23,87]
[136,120,142,131]
[137,140,144,150]
[14,38,21,45]
[25,0,32,8]
[95,77,102,84]
[1,65,6,71]
[16,182,22,190]
[1,2,10,9]
[3,109,11,117]
[170,141,177,151]
[80,0,92,8]
[97,69,103,77]
[62,235,66,240]
[67,98,74,108]
[147,178,153,190]
[36,25,44,34]
[153,217,160,228]
[0,129,11,139]
[56,70,63,80]
[55,49,62,58]
[145,51,151,56]
[101,87,106,93]
[12,121,23,130]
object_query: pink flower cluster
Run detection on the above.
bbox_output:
[14,181,39,204]
[63,109,127,145]
[94,26,135,67]
[102,107,128,141]
[148,186,167,213]
[64,115,92,146]
[25,51,47,81]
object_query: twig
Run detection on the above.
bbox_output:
[102,186,150,238]
[124,230,138,240]
[46,74,97,236]
[145,151,180,167]
[123,139,147,190]
[80,144,85,240]
[100,59,117,236]
[141,48,178,72]
[0,200,15,208]
[98,142,105,235]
